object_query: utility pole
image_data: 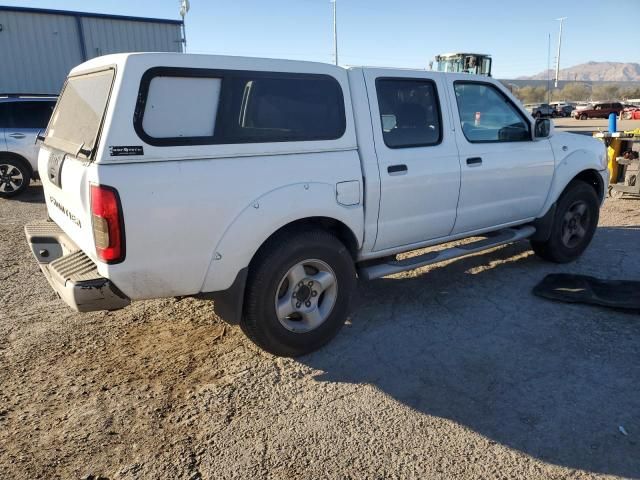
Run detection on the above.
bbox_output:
[554,17,567,88]
[180,0,190,53]
[331,0,338,65]
[547,33,551,105]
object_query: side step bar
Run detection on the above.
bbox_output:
[358,226,536,280]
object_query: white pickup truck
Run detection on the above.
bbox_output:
[26,53,608,356]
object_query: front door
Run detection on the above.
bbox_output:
[448,79,554,234]
[364,69,461,252]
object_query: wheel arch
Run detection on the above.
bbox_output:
[252,216,361,265]
[201,182,364,296]
[0,152,34,179]
[573,168,605,202]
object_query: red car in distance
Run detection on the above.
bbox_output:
[572,102,624,120]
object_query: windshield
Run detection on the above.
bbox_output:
[45,69,114,157]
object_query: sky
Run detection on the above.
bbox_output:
[2,0,639,78]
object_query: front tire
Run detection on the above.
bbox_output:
[241,228,356,357]
[531,180,600,263]
[0,158,30,198]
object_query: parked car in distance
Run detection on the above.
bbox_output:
[0,94,57,197]
[26,53,609,357]
[524,103,555,118]
[572,102,624,120]
[550,103,575,117]
[621,105,640,120]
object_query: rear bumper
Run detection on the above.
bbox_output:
[25,221,130,312]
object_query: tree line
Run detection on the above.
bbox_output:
[505,83,640,104]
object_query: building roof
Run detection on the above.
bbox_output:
[0,5,183,26]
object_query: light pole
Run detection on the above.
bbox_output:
[330,0,338,65]
[180,0,190,53]
[547,33,551,105]
[554,17,567,88]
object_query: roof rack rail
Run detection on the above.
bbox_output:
[0,93,58,98]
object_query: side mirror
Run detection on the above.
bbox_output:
[534,118,552,138]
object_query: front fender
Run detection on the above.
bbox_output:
[539,137,606,216]
[200,182,364,293]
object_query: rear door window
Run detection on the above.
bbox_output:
[7,101,56,129]
[375,78,442,148]
[45,69,114,157]
[0,104,8,128]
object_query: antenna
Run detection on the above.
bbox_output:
[554,17,567,88]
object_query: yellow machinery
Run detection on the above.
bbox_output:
[594,129,640,197]
[434,53,492,76]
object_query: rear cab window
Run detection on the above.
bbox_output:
[45,68,115,158]
[134,68,346,146]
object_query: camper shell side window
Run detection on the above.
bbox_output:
[133,67,346,147]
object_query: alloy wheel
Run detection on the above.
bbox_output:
[274,259,338,333]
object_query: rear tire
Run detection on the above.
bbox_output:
[531,180,599,263]
[579,113,588,120]
[241,228,356,357]
[0,157,30,198]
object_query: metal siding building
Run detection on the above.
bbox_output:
[0,6,183,94]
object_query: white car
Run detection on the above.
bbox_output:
[26,53,609,356]
[0,94,56,197]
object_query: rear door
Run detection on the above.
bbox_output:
[448,79,554,234]
[6,100,55,171]
[363,69,461,251]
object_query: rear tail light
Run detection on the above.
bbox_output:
[90,184,125,263]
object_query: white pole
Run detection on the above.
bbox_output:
[332,0,338,65]
[547,33,551,105]
[554,17,566,88]
[180,0,190,53]
[181,16,187,52]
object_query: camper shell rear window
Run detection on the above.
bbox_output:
[133,67,346,146]
[45,68,115,158]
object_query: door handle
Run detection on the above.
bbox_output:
[8,133,26,139]
[387,164,408,175]
[466,157,482,166]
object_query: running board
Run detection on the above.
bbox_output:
[358,226,536,280]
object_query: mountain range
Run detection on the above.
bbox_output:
[517,62,640,82]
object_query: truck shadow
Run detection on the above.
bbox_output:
[300,226,640,478]
[11,183,45,204]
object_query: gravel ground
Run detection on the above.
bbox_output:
[554,117,639,135]
[1,184,639,480]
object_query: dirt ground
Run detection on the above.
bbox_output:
[1,184,639,480]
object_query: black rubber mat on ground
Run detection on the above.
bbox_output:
[533,274,640,311]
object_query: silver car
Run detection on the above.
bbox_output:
[0,94,57,197]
